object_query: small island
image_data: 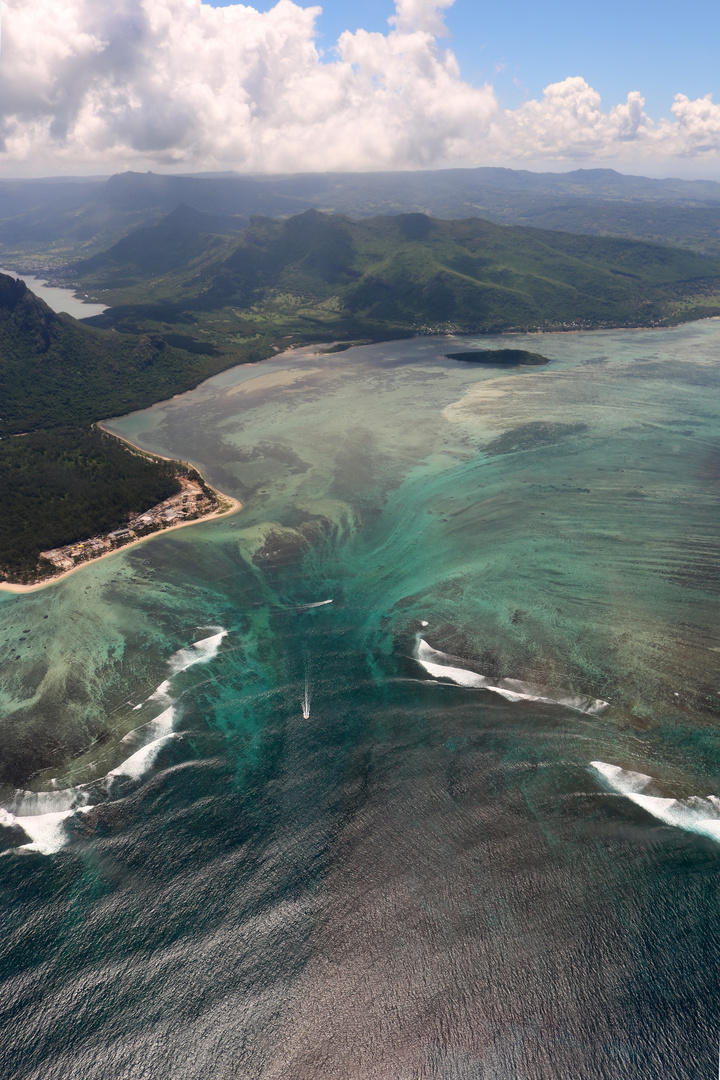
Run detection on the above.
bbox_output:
[445,348,551,365]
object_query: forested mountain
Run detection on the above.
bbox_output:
[75,209,720,343]
[4,201,720,582]
[0,273,255,436]
[3,166,720,269]
[0,274,227,581]
[4,206,720,447]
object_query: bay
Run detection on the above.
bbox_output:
[0,267,107,320]
[1,323,720,1078]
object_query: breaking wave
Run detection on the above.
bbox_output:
[108,735,177,782]
[147,626,227,703]
[590,761,720,845]
[1,627,227,855]
[0,802,94,855]
[416,638,608,714]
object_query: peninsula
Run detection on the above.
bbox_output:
[3,207,720,589]
[0,439,240,592]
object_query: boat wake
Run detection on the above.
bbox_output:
[301,648,311,719]
[273,598,334,614]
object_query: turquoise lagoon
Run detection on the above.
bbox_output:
[1,323,720,1077]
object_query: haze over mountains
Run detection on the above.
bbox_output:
[70,208,720,347]
[3,166,720,270]
[4,180,720,441]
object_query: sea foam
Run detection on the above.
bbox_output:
[108,735,177,782]
[1,805,94,855]
[120,703,176,747]
[416,639,608,714]
[168,627,228,676]
[1,627,228,855]
[590,761,720,845]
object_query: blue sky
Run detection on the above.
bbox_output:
[2,0,719,176]
[208,0,718,122]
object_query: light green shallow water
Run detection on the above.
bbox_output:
[96,324,720,745]
[2,322,720,1077]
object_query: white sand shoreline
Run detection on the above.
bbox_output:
[4,318,715,597]
[0,428,242,595]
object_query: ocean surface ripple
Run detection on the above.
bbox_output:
[2,327,720,1078]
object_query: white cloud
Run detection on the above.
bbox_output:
[497,78,656,159]
[388,0,454,35]
[664,93,720,156]
[0,0,717,174]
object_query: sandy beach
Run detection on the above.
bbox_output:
[0,496,241,594]
[0,428,242,594]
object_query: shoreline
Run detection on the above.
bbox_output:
[4,316,716,598]
[0,429,241,594]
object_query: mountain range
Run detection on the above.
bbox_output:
[3,192,720,582]
[73,208,720,345]
[3,165,720,269]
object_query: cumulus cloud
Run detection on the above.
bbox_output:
[0,0,717,173]
[665,93,720,155]
[498,78,656,158]
[388,0,454,35]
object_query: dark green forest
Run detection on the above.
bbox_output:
[5,213,720,441]
[0,428,181,579]
[445,348,550,365]
[0,273,262,437]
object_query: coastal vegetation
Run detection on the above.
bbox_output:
[74,210,720,353]
[0,427,183,580]
[0,272,255,437]
[3,201,720,584]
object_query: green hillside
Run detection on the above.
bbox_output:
[76,210,720,344]
[0,273,260,437]
[4,167,720,267]
[0,274,248,583]
[4,208,720,582]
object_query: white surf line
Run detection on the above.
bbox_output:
[108,627,228,782]
[107,735,178,783]
[1,786,94,856]
[416,638,608,714]
[590,761,720,845]
[0,803,95,856]
[140,626,229,707]
[272,598,334,613]
[119,703,176,747]
[1,627,229,855]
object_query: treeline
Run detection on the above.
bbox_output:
[0,427,182,579]
[0,274,272,437]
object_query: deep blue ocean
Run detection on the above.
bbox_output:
[2,325,720,1078]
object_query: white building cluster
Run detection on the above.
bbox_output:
[39,478,215,573]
